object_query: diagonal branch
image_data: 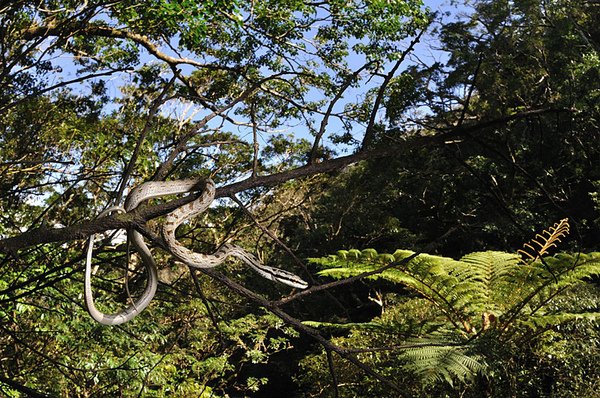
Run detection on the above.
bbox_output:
[115,75,178,204]
[194,265,410,397]
[361,28,426,149]
[309,62,375,163]
[0,192,201,255]
[0,107,572,256]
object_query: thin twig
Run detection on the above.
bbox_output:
[189,269,225,346]
[115,74,177,203]
[326,349,340,398]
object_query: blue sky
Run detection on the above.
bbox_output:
[46,1,475,152]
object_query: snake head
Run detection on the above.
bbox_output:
[269,268,309,289]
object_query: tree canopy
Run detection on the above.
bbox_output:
[1,0,599,396]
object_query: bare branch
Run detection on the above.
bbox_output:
[361,28,426,149]
[309,62,375,163]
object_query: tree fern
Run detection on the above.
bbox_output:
[518,312,600,330]
[309,248,600,387]
[312,249,600,332]
[503,252,600,332]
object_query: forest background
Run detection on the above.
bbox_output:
[0,0,599,396]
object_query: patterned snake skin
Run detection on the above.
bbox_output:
[85,179,308,325]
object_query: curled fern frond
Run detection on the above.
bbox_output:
[517,218,570,263]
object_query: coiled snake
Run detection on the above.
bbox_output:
[85,179,308,325]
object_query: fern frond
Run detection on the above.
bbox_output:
[518,218,570,262]
[539,252,600,281]
[499,252,600,331]
[302,320,385,331]
[402,344,487,386]
[313,251,490,333]
[517,312,600,331]
[459,251,523,310]
[311,249,600,337]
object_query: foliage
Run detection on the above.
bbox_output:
[302,247,600,396]
[0,0,433,394]
[1,0,599,396]
[1,254,301,397]
[281,0,600,258]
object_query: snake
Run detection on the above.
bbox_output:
[85,178,308,325]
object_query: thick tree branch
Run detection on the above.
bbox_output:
[215,144,404,198]
[441,107,573,139]
[0,107,570,255]
[0,192,200,255]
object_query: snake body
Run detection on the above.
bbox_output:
[162,180,310,289]
[85,179,308,325]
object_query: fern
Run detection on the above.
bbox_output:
[518,218,570,262]
[318,255,478,333]
[312,249,600,332]
[309,248,600,389]
[401,344,487,386]
[518,312,600,329]
[501,252,600,331]
[459,251,532,313]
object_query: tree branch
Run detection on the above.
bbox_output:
[21,23,239,73]
[309,62,375,163]
[194,266,410,397]
[0,192,200,255]
[0,107,569,255]
[361,28,426,149]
